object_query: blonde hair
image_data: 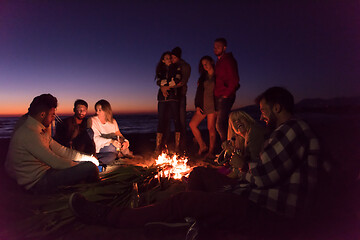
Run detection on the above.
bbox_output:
[95,99,114,123]
[227,111,255,151]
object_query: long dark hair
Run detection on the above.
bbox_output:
[198,55,215,76]
[155,51,171,78]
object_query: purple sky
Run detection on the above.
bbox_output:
[0,0,359,116]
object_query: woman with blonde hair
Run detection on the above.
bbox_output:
[188,110,267,191]
[222,110,267,177]
[88,99,132,165]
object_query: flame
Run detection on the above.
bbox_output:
[154,152,192,180]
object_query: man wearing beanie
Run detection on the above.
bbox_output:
[213,38,240,144]
[170,46,191,152]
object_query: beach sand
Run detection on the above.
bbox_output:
[0,113,359,239]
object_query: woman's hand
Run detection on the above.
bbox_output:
[230,153,246,169]
[121,140,129,150]
[112,140,122,150]
[160,86,170,98]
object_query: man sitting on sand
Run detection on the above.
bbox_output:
[54,99,95,155]
[5,94,100,194]
[68,87,320,234]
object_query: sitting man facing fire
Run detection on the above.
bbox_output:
[5,94,100,194]
[68,87,321,236]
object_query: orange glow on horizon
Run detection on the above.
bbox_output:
[0,99,159,117]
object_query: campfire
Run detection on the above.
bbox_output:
[154,152,192,180]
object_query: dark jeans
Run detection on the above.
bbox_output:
[179,95,187,151]
[107,166,245,228]
[106,166,286,233]
[157,100,180,134]
[216,96,235,142]
[107,191,248,228]
[31,162,99,194]
[187,166,238,192]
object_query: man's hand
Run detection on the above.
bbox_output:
[168,79,176,87]
[230,152,245,169]
[78,155,99,166]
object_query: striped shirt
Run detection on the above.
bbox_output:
[233,119,320,217]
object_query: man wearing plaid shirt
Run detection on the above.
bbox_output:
[68,87,321,231]
[232,86,320,217]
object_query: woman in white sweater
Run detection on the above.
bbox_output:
[88,99,132,165]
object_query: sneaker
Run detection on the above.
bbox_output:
[144,221,191,232]
[69,193,111,225]
[144,221,191,239]
[185,221,200,240]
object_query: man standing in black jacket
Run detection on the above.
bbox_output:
[170,47,191,152]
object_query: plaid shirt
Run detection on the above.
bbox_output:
[233,119,320,217]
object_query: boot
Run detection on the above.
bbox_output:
[175,132,181,153]
[155,133,163,153]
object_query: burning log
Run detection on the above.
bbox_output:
[154,152,193,180]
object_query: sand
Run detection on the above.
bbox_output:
[0,112,359,239]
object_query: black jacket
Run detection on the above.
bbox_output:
[156,64,180,101]
[54,116,95,155]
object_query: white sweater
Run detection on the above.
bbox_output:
[5,116,89,190]
[90,116,122,153]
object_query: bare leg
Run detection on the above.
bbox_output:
[189,108,207,154]
[206,112,217,155]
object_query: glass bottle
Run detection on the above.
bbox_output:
[130,182,140,208]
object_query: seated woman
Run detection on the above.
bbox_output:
[188,110,267,191]
[224,110,268,178]
[189,56,217,159]
[88,99,133,165]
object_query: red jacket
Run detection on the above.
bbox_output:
[214,52,240,98]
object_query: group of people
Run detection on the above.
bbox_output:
[4,37,323,237]
[54,98,134,166]
[5,95,133,193]
[68,86,321,237]
[155,38,240,160]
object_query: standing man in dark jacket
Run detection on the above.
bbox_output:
[213,38,240,143]
[171,47,191,152]
[54,99,95,155]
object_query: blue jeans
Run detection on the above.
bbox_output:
[97,144,118,165]
[216,96,235,142]
[31,162,99,194]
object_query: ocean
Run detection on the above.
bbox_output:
[0,112,206,139]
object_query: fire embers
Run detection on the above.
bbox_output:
[154,152,192,180]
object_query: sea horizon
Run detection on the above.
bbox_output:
[0,112,205,139]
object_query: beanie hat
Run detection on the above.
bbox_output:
[171,47,182,58]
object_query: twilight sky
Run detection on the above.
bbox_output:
[0,0,359,116]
